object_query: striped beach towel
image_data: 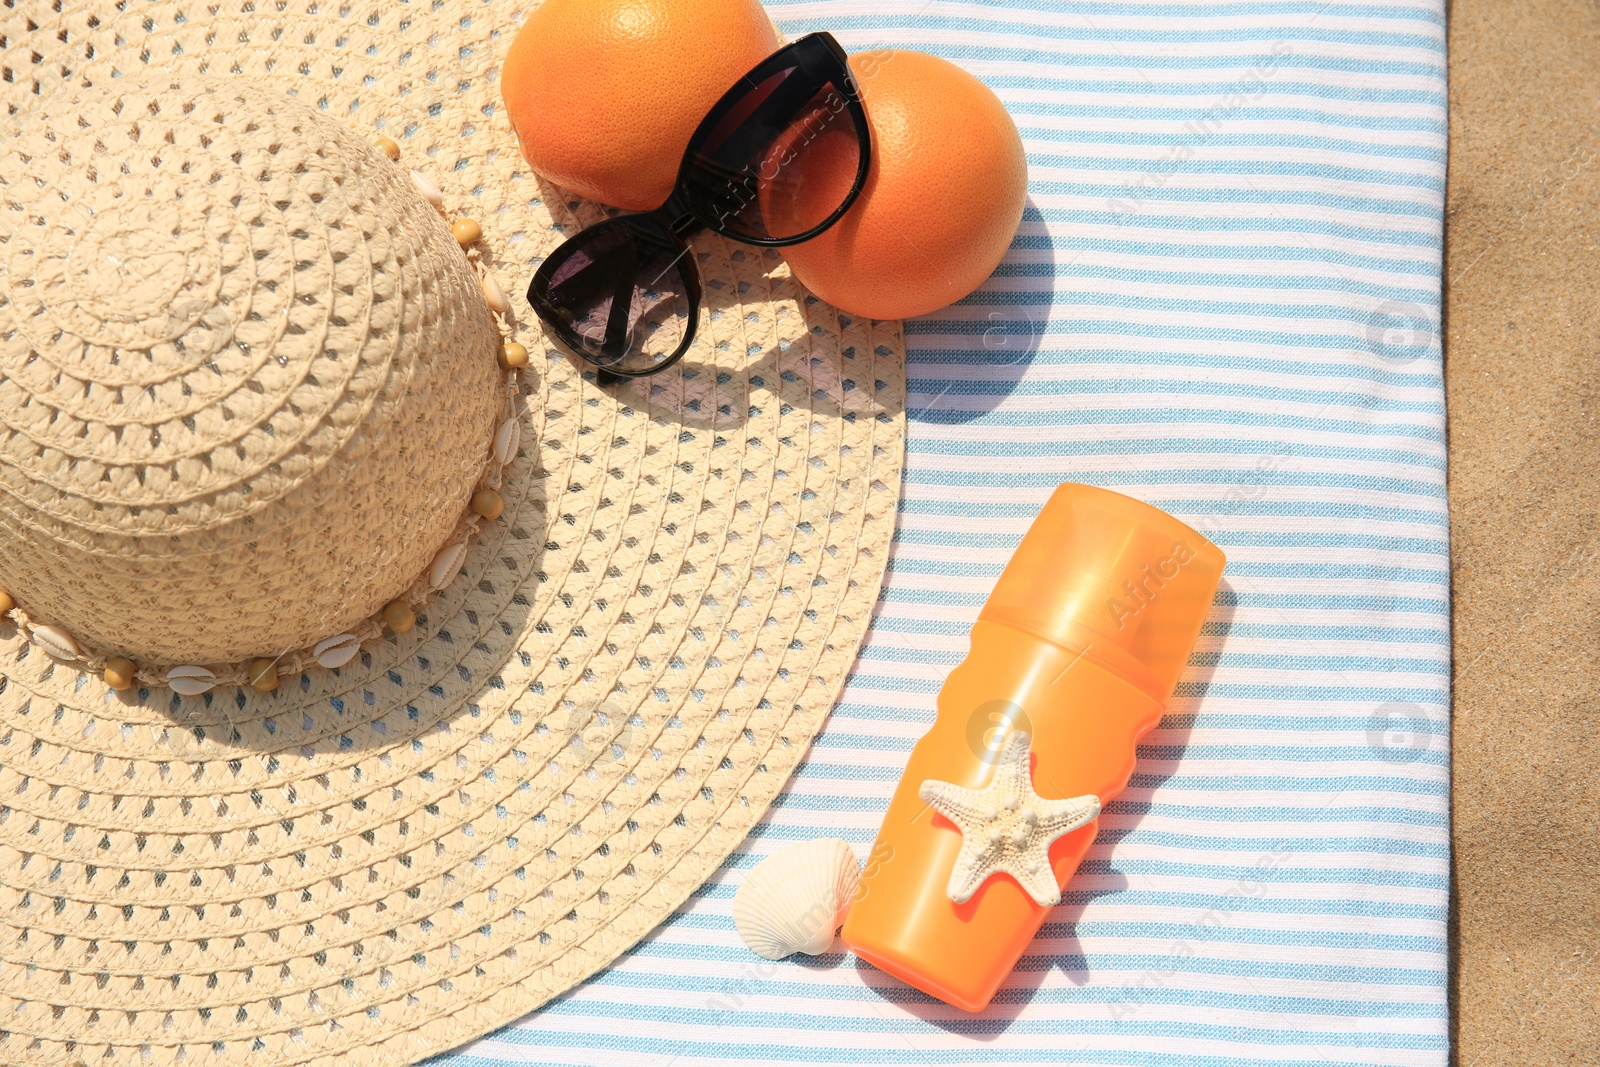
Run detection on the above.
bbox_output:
[442,0,1450,1063]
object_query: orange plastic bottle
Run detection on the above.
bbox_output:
[840,482,1225,1011]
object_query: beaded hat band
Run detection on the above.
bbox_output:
[0,4,907,1067]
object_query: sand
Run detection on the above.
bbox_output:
[1446,0,1600,1061]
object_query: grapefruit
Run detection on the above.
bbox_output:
[779,50,1028,321]
[502,0,779,211]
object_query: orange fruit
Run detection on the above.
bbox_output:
[502,0,778,211]
[778,50,1028,321]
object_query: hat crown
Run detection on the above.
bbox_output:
[0,75,502,664]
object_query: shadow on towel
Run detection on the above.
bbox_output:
[901,197,1054,427]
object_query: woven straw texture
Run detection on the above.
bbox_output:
[0,74,505,666]
[0,2,908,1066]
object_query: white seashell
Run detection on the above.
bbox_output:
[410,169,444,208]
[312,633,361,669]
[493,416,521,466]
[481,272,510,315]
[733,838,861,960]
[30,623,80,661]
[166,664,216,696]
[429,540,469,590]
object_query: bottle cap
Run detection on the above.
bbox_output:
[979,483,1226,703]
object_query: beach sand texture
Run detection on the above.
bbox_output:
[1447,1,1600,1061]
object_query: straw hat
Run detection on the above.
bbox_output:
[0,4,906,1065]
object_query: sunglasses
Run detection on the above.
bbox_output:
[527,32,871,382]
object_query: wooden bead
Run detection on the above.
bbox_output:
[247,658,280,693]
[375,136,401,161]
[383,599,416,635]
[103,656,137,691]
[0,589,12,617]
[497,342,529,370]
[470,487,505,521]
[451,218,483,248]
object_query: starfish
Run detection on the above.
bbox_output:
[918,730,1101,907]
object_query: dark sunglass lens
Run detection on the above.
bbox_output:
[685,70,863,243]
[531,219,695,377]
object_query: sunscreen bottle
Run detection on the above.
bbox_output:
[840,482,1225,1011]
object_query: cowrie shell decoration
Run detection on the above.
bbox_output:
[493,416,521,466]
[429,541,469,591]
[30,624,80,660]
[312,633,361,669]
[410,168,443,208]
[481,273,510,315]
[166,664,217,696]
